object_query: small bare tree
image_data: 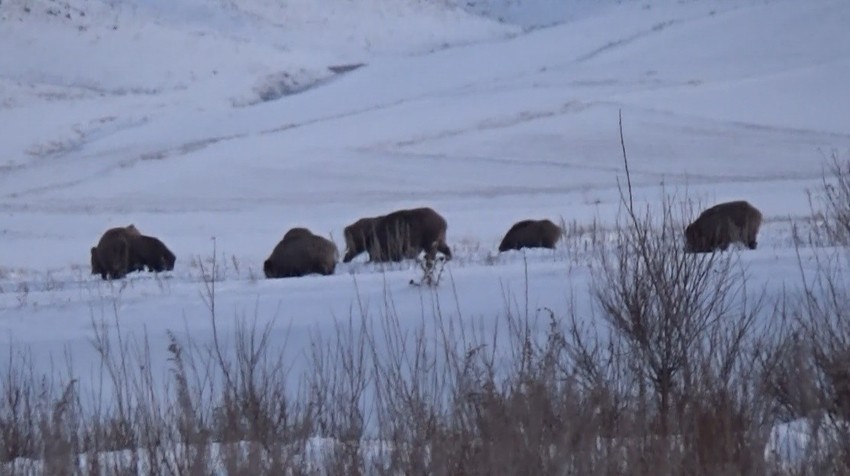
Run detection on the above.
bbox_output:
[569,110,771,474]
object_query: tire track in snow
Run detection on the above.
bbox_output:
[608,100,850,143]
[573,19,679,63]
[0,167,823,216]
[357,147,831,188]
[362,94,847,188]
[4,90,840,208]
[387,100,593,148]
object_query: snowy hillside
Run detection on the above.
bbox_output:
[1,0,850,471]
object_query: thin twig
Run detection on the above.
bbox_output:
[619,108,634,214]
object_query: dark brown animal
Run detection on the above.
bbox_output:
[91,225,175,278]
[498,219,563,252]
[91,225,141,280]
[342,207,452,263]
[129,235,176,272]
[91,225,141,276]
[684,200,763,253]
[91,247,103,276]
[264,227,339,279]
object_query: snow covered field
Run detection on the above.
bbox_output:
[1,0,850,471]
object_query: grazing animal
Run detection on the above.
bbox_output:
[684,200,763,253]
[264,227,339,279]
[498,219,563,252]
[342,207,452,263]
[91,225,141,280]
[130,235,176,272]
[91,225,175,279]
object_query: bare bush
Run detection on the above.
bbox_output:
[576,195,774,472]
[805,152,850,247]
[0,346,39,464]
[764,229,850,472]
[561,112,775,475]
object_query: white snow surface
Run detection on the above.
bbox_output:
[1,0,850,467]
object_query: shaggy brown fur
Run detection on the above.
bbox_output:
[341,217,379,262]
[342,207,452,263]
[91,225,141,280]
[91,247,101,275]
[129,235,176,273]
[282,227,315,243]
[91,225,175,278]
[498,219,563,252]
[684,200,763,253]
[264,228,339,279]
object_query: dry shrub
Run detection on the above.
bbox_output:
[763,155,850,473]
[552,112,775,475]
[574,191,773,475]
[0,347,40,464]
[805,152,850,247]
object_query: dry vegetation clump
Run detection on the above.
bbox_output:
[805,152,850,248]
[760,154,850,474]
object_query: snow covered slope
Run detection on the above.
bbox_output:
[0,0,849,465]
[2,0,847,274]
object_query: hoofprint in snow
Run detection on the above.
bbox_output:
[1,0,850,469]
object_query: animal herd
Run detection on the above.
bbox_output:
[88,200,764,281]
